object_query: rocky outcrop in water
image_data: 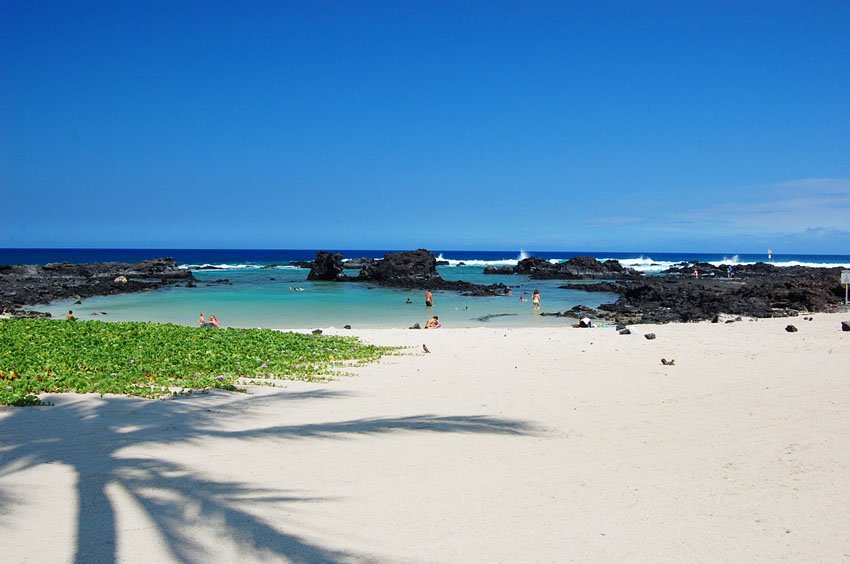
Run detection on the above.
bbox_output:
[307,251,346,281]
[0,258,194,316]
[342,257,377,270]
[355,249,510,295]
[306,249,510,296]
[484,256,640,279]
[356,249,439,286]
[574,266,846,324]
[483,265,514,275]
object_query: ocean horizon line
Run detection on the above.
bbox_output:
[2,246,849,258]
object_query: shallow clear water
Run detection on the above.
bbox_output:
[36,267,619,329]
[17,248,850,329]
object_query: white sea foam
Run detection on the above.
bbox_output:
[717,255,740,265]
[602,256,681,274]
[180,263,303,271]
[435,251,531,267]
[707,259,850,269]
[180,255,850,273]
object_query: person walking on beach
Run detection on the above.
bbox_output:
[532,289,541,311]
[425,289,433,307]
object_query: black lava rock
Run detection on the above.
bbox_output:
[307,251,346,281]
[0,258,194,313]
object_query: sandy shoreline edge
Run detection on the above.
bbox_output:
[1,312,849,562]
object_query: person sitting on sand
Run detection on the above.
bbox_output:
[66,310,75,321]
[210,315,221,328]
[425,315,441,329]
[199,312,206,326]
[532,289,541,310]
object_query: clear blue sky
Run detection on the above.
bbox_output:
[2,1,849,253]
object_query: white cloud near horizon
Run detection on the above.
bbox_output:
[690,178,850,230]
[578,178,850,252]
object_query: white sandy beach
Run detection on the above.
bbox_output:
[2,312,849,562]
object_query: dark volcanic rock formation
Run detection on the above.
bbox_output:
[0,258,194,315]
[484,256,639,279]
[307,251,346,281]
[342,257,378,270]
[357,249,439,285]
[663,261,778,278]
[576,266,846,324]
[307,249,509,296]
[483,265,514,275]
[356,249,510,295]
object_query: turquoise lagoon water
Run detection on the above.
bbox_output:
[33,266,619,329]
[15,248,850,329]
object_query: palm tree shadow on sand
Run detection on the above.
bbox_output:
[0,388,540,563]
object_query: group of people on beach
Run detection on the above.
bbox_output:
[418,287,541,328]
[198,312,221,328]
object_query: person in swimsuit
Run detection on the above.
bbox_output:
[425,290,433,307]
[532,289,541,310]
[199,312,206,326]
[425,315,441,328]
[210,315,221,328]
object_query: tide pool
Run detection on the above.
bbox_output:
[35,267,619,329]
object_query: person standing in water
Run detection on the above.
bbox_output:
[532,289,541,311]
[425,289,433,307]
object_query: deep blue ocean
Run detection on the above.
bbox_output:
[3,249,849,329]
[3,248,850,269]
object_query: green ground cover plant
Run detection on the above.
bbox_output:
[0,319,394,406]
